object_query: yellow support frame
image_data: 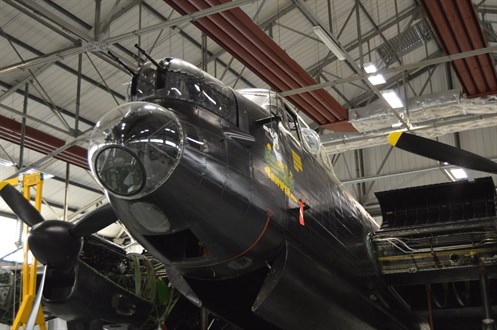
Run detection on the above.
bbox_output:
[7,173,47,330]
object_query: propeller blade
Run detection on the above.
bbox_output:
[388,132,497,174]
[70,204,118,238]
[0,183,44,227]
[26,265,47,330]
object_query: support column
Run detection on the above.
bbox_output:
[479,262,494,329]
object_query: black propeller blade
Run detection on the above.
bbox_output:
[71,204,118,238]
[388,131,497,174]
[0,182,118,268]
[0,182,120,324]
[28,205,118,269]
[0,183,44,227]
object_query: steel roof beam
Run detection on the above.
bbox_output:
[307,6,419,76]
[67,195,107,222]
[0,80,96,127]
[141,1,253,87]
[340,157,497,185]
[0,0,253,75]
[0,115,90,172]
[322,109,497,151]
[293,0,410,130]
[4,0,128,77]
[421,0,497,97]
[166,0,350,130]
[4,0,79,43]
[1,29,74,132]
[16,0,93,41]
[350,50,441,107]
[0,103,72,136]
[357,1,413,67]
[44,0,92,30]
[101,0,144,36]
[0,63,54,103]
[281,46,497,97]
[203,2,298,66]
[0,31,126,100]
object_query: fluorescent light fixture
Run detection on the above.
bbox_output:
[0,158,15,167]
[449,168,467,180]
[368,74,386,85]
[364,62,378,73]
[381,89,404,108]
[363,62,385,85]
[22,169,54,179]
[312,26,346,61]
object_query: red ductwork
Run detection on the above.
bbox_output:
[0,114,89,169]
[421,0,497,97]
[163,0,354,131]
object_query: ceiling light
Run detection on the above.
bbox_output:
[0,158,15,167]
[312,26,346,61]
[368,74,386,85]
[363,62,385,85]
[449,168,467,180]
[364,62,378,73]
[22,169,54,180]
[381,89,404,108]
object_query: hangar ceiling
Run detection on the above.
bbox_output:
[0,0,497,243]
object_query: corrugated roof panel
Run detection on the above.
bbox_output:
[0,3,74,56]
[145,0,176,18]
[216,54,266,89]
[460,126,497,159]
[0,46,44,87]
[0,140,96,185]
[335,145,448,203]
[31,66,81,114]
[237,0,293,24]
[49,0,95,28]
[77,84,126,123]
[109,4,161,41]
[0,90,67,139]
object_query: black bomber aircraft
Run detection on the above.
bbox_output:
[1,47,497,329]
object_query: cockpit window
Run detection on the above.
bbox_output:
[131,58,237,125]
[135,63,156,99]
[200,75,236,123]
[238,89,283,115]
[163,71,202,103]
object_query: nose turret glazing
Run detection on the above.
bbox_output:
[89,102,184,199]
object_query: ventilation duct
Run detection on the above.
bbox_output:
[322,89,497,153]
[376,21,433,65]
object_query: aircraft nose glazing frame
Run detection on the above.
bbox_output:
[88,102,184,199]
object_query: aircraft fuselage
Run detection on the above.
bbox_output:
[88,58,411,329]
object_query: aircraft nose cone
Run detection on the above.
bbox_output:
[88,102,184,199]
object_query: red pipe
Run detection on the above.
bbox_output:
[456,0,497,91]
[205,0,345,120]
[421,0,497,97]
[0,114,89,169]
[422,1,477,95]
[164,0,354,131]
[439,0,486,94]
[171,0,330,124]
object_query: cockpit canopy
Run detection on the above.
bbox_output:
[130,58,237,125]
[238,89,322,154]
[128,59,322,155]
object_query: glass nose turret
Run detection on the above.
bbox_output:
[88,102,184,199]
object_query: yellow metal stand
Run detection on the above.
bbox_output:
[7,173,47,330]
